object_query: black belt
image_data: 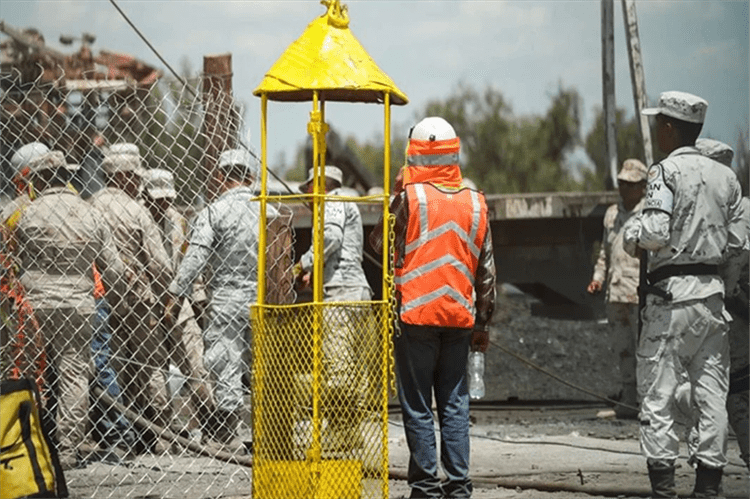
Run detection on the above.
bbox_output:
[647,264,719,285]
[641,264,719,302]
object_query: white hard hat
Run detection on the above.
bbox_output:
[409,117,457,142]
[11,142,50,176]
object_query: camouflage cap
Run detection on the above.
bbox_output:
[102,143,145,175]
[27,151,80,175]
[642,91,707,124]
[218,148,259,179]
[695,138,734,167]
[143,168,177,199]
[300,165,343,192]
[11,142,50,176]
[617,159,648,183]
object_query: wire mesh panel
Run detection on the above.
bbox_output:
[251,301,390,499]
[0,62,305,498]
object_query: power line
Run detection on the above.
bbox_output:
[107,0,302,194]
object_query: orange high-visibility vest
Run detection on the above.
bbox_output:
[395,182,488,329]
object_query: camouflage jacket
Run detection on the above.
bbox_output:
[592,200,643,304]
[299,187,371,295]
[158,206,206,303]
[15,187,126,313]
[90,187,172,306]
[169,186,277,311]
[623,147,746,303]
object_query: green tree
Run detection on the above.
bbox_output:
[289,83,599,194]
[420,83,584,194]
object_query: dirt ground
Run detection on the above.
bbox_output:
[60,290,748,498]
[62,405,748,498]
[387,405,749,499]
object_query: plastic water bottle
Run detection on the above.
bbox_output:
[467,351,485,400]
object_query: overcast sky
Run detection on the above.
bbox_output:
[3,0,748,173]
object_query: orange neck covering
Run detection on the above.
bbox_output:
[403,137,462,189]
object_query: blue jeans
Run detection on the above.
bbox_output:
[395,323,473,498]
[90,298,135,448]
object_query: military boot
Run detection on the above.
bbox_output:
[648,462,678,498]
[689,462,723,498]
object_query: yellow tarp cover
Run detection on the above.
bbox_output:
[253,0,408,105]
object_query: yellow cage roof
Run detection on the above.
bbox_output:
[253,0,408,105]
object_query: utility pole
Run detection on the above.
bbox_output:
[601,0,618,189]
[622,0,653,167]
[202,53,238,202]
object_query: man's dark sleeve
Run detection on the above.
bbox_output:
[369,191,407,264]
[473,221,496,332]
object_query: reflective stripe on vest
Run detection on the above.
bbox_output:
[406,137,460,167]
[395,183,488,328]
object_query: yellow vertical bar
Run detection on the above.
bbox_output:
[315,98,326,304]
[252,93,268,499]
[309,91,323,467]
[258,94,268,306]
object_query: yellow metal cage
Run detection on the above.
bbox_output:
[251,1,407,497]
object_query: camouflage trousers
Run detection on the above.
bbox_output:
[677,308,749,468]
[35,307,94,459]
[111,302,172,429]
[638,293,730,469]
[203,302,250,413]
[606,302,638,406]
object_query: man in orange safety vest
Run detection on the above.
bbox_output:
[370,116,496,499]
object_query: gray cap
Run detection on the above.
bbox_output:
[695,138,734,167]
[300,165,343,192]
[617,159,648,183]
[642,91,707,124]
[143,168,177,199]
[218,148,259,179]
[11,142,50,176]
[102,143,145,175]
[27,151,80,175]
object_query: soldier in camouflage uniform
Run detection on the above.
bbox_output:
[142,168,213,430]
[688,139,748,470]
[166,148,270,452]
[89,144,174,452]
[296,165,375,459]
[14,151,126,469]
[587,158,647,419]
[623,91,746,498]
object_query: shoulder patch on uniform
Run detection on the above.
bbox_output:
[644,164,673,214]
[648,165,660,181]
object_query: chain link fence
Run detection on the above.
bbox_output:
[1,63,392,498]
